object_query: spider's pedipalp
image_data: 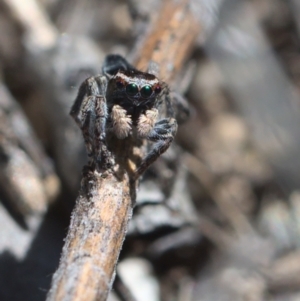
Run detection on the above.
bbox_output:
[111,105,132,139]
[137,108,158,138]
[135,117,178,178]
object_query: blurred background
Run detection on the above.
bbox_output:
[1,0,300,300]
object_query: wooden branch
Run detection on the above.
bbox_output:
[47,170,133,301]
[133,0,199,82]
[47,127,142,301]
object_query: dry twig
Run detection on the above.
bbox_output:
[133,0,199,82]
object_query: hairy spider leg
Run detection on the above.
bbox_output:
[135,118,178,177]
[80,99,94,157]
[135,85,178,177]
[93,95,111,166]
[70,78,96,158]
[70,75,112,169]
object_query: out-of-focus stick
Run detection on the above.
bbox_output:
[133,0,199,81]
[2,0,58,51]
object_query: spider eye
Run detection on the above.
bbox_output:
[116,80,125,89]
[154,85,161,94]
[126,83,139,96]
[140,85,153,98]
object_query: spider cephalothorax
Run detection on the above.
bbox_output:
[70,54,179,177]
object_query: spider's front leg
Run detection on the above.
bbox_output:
[70,75,114,171]
[135,115,178,178]
[134,82,178,178]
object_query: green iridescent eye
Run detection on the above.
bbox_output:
[126,83,139,96]
[140,85,153,98]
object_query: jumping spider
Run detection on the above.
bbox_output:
[70,55,183,178]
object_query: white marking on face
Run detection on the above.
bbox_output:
[114,72,159,88]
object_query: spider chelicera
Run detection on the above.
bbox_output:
[70,54,180,178]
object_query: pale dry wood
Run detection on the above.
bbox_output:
[133,0,199,82]
[47,170,133,301]
[47,131,141,301]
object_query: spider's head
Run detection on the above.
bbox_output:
[107,69,162,107]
